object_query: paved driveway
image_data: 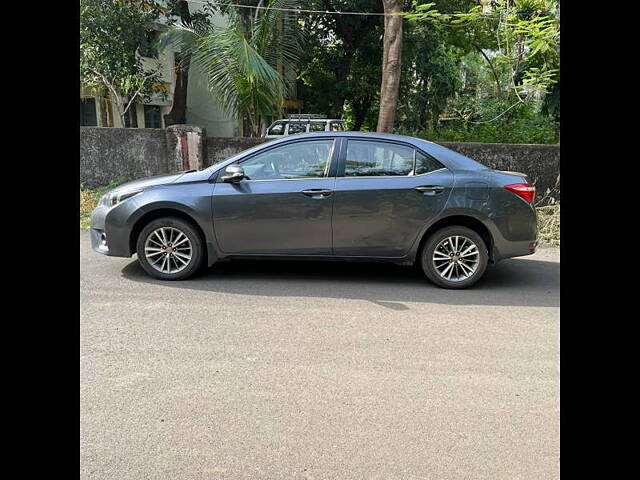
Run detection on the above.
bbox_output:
[80,230,559,479]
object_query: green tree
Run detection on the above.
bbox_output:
[163,0,305,136]
[408,0,559,117]
[395,17,460,134]
[80,0,168,126]
[297,0,384,126]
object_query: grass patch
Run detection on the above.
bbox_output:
[80,178,129,228]
[536,203,560,246]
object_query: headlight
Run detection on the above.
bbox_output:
[98,189,143,208]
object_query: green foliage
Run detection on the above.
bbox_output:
[80,0,168,120]
[297,0,383,125]
[296,0,559,143]
[415,96,558,144]
[79,178,129,228]
[399,0,560,142]
[445,0,560,97]
[396,19,460,133]
[163,0,304,136]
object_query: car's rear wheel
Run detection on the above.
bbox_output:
[136,217,204,280]
[421,226,488,289]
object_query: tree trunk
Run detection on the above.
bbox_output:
[352,94,373,131]
[164,1,192,127]
[376,0,403,133]
[130,103,138,128]
[164,53,190,126]
[473,43,502,94]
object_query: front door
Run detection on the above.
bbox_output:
[332,139,454,257]
[212,138,338,255]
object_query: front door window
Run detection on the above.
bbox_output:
[267,122,285,136]
[241,140,334,180]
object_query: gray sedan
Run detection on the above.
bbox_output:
[90,132,537,289]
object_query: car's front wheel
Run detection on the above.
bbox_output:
[136,217,204,280]
[421,226,488,289]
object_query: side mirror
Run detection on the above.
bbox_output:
[221,164,245,183]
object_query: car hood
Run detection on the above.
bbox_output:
[113,172,189,192]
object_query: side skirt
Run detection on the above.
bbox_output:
[218,254,415,266]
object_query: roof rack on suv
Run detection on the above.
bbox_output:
[287,114,327,119]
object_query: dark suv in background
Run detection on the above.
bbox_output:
[90,132,537,289]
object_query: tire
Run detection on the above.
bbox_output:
[136,217,205,280]
[421,226,488,289]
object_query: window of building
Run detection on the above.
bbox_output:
[80,98,98,126]
[344,140,414,177]
[144,105,162,128]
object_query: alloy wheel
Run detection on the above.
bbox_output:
[432,235,480,282]
[144,227,193,274]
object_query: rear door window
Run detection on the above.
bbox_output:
[415,151,445,175]
[309,122,326,132]
[288,123,307,135]
[344,141,414,177]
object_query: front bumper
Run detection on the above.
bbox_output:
[89,204,135,258]
[89,227,110,254]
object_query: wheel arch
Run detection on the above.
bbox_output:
[415,215,495,264]
[129,208,208,264]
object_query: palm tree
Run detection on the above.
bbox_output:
[162,0,304,136]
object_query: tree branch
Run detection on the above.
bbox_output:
[473,43,501,94]
[468,99,523,124]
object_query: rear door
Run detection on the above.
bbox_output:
[332,138,454,257]
[212,138,338,255]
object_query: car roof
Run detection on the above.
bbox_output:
[210,131,487,172]
[272,132,487,170]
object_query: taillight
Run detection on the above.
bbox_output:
[504,183,535,203]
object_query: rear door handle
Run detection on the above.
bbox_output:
[415,185,444,195]
[301,188,333,198]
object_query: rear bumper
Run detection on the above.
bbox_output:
[492,239,537,263]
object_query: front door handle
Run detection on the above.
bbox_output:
[415,185,444,195]
[301,188,333,198]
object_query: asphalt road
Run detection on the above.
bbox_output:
[80,230,559,479]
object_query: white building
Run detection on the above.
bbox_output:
[80,4,300,136]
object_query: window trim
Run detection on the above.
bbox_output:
[216,137,339,183]
[337,138,447,178]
